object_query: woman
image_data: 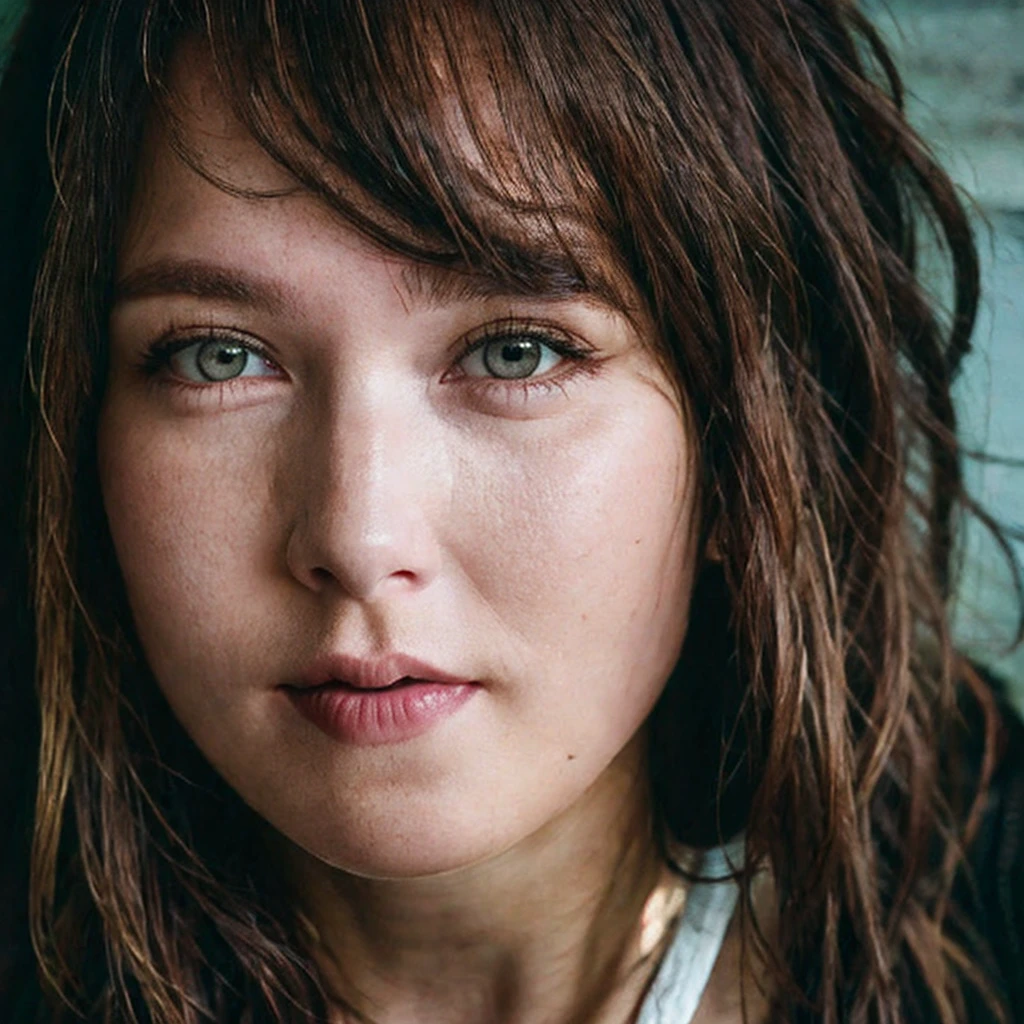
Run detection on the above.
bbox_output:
[1,1,1021,1021]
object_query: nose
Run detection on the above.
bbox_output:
[284,398,444,602]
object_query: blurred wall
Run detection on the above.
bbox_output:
[0,0,22,52]
[865,2,1024,704]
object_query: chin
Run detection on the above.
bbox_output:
[300,834,514,882]
[270,803,526,882]
[327,846,497,881]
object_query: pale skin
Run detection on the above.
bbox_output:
[98,47,771,1024]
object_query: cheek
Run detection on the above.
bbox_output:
[97,400,284,687]
[436,399,699,779]
[450,396,697,658]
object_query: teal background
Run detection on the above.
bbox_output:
[1,0,1022,704]
[0,0,23,53]
[864,2,1024,706]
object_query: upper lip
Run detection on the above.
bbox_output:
[287,652,473,691]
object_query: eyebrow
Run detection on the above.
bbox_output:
[112,247,627,318]
[113,259,294,316]
[401,244,627,312]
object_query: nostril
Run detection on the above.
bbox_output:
[284,500,443,600]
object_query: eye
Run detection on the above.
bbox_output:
[458,331,571,381]
[152,333,281,384]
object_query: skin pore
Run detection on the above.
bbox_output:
[96,46,770,1024]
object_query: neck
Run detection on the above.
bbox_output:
[274,738,684,1024]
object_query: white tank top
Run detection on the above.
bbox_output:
[635,837,745,1024]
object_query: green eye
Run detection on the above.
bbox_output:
[160,334,281,384]
[195,339,249,381]
[460,332,564,380]
[482,337,544,379]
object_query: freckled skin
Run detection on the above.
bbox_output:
[98,58,700,889]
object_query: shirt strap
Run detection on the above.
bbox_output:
[635,835,745,1024]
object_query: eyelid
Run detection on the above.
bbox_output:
[444,317,595,381]
[139,326,283,382]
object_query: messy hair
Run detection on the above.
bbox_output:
[1,0,1016,1021]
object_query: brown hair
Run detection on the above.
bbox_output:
[2,0,1019,1021]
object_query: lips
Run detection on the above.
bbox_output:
[289,651,472,692]
[311,675,420,693]
[281,652,479,745]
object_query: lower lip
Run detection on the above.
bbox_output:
[285,680,478,746]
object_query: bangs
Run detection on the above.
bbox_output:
[140,0,645,313]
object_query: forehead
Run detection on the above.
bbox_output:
[122,33,638,314]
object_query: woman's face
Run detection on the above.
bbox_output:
[98,54,700,879]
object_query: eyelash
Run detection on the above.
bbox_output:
[137,318,599,399]
[138,327,280,386]
[450,319,599,397]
